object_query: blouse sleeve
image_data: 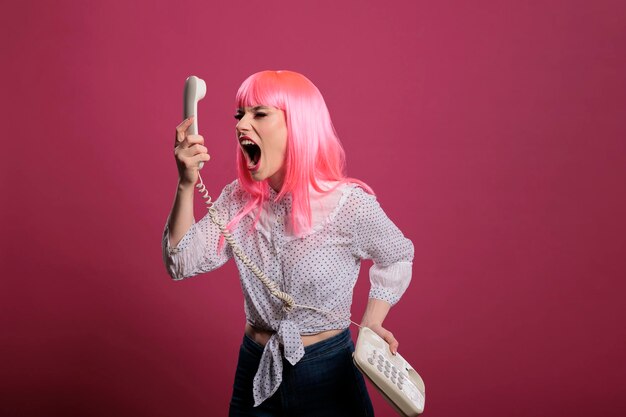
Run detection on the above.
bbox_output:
[161,180,236,281]
[351,188,414,305]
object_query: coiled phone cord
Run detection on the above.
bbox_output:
[196,172,296,311]
[196,172,361,328]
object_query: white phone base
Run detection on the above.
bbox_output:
[353,327,426,416]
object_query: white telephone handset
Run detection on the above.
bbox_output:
[183,75,207,168]
[182,76,425,416]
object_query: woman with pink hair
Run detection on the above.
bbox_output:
[163,70,414,416]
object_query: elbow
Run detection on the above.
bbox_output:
[404,238,415,263]
[168,269,186,282]
[162,247,192,282]
[163,261,186,282]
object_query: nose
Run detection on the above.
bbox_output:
[236,113,251,135]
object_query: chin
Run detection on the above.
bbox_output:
[250,172,267,182]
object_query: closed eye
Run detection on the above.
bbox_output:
[234,108,270,120]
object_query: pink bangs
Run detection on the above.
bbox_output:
[236,70,294,111]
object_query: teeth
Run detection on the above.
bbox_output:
[240,139,255,145]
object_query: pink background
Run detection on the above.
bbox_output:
[2,0,625,416]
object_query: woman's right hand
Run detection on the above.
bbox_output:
[174,117,211,187]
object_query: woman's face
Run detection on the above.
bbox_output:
[235,105,288,191]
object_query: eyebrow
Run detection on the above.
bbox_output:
[236,105,270,112]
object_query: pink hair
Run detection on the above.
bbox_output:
[221,70,373,246]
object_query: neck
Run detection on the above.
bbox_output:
[268,168,285,192]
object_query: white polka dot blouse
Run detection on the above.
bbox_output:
[162,179,414,406]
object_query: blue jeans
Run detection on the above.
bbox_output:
[229,328,375,417]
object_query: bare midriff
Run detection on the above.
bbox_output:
[245,323,344,347]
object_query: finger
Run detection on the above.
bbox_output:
[188,144,208,155]
[189,153,211,168]
[178,152,210,171]
[180,148,208,159]
[176,145,208,163]
[179,145,209,160]
[384,332,399,355]
[175,117,195,144]
[174,136,204,155]
[185,134,205,146]
[176,116,195,133]
[175,137,205,156]
[390,339,399,355]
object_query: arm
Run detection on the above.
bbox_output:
[167,181,195,248]
[161,117,230,281]
[352,188,415,354]
[360,298,400,354]
[168,116,208,247]
[162,181,235,281]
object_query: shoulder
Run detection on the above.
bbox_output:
[340,183,397,227]
[221,178,238,192]
[325,182,379,226]
[220,179,245,198]
[215,179,247,209]
[341,181,377,206]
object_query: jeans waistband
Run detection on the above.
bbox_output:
[302,328,352,360]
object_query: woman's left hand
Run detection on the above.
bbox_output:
[367,323,399,355]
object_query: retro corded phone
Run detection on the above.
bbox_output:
[182,75,426,416]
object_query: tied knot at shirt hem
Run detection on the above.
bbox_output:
[252,319,305,407]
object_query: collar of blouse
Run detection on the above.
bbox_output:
[247,181,354,241]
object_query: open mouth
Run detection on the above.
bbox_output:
[240,138,261,169]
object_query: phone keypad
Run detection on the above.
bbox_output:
[367,348,425,409]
